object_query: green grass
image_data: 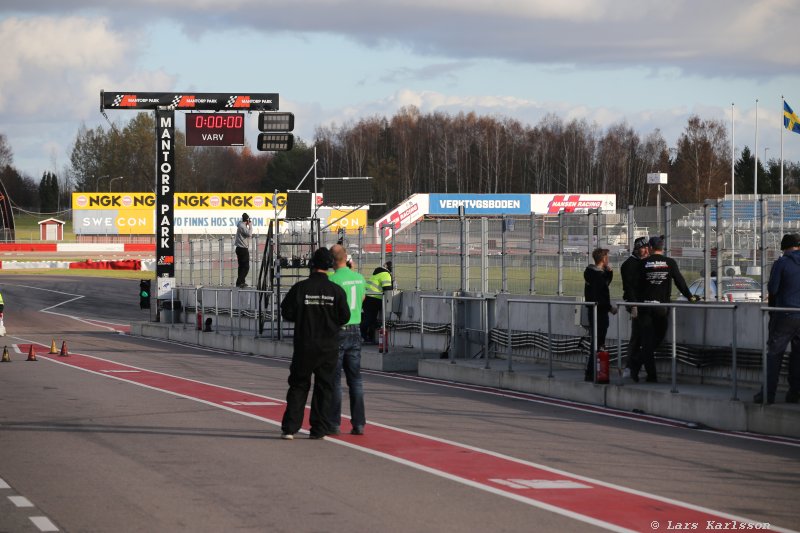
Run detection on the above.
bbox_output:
[12,211,77,242]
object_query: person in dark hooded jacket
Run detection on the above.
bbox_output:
[584,248,617,380]
[755,233,800,404]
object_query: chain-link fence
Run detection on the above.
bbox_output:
[174,194,800,299]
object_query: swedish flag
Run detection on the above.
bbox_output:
[785,100,800,134]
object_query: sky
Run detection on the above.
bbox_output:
[1,0,799,187]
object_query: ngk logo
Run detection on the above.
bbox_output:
[253,196,264,208]
[210,196,220,207]
[122,196,132,207]
[76,195,88,207]
[89,196,121,207]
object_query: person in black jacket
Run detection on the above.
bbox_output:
[280,248,350,440]
[634,236,694,383]
[584,248,617,381]
[620,237,650,379]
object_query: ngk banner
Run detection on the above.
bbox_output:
[72,193,155,235]
[72,193,289,235]
[532,194,616,214]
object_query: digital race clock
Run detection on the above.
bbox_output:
[185,113,245,147]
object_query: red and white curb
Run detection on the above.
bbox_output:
[15,343,793,533]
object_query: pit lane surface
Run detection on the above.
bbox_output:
[0,276,798,532]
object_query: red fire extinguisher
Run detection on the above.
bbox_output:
[595,349,610,384]
[197,308,203,331]
[378,327,387,353]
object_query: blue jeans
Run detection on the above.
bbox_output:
[329,329,366,430]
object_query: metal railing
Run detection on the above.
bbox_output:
[505,299,599,381]
[614,301,739,396]
[419,295,493,368]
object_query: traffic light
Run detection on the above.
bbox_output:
[257,112,295,152]
[139,279,151,309]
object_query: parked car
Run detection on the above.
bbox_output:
[678,276,763,302]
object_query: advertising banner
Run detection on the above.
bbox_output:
[428,194,531,215]
[374,194,429,241]
[327,209,368,233]
[532,194,616,214]
[72,193,289,235]
[72,193,155,235]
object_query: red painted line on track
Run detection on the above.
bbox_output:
[24,344,791,533]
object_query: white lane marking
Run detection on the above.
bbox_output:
[100,370,141,373]
[29,516,59,532]
[223,401,281,406]
[491,479,592,490]
[36,350,796,533]
[0,477,9,489]
[8,495,34,507]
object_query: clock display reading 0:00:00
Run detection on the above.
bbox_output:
[185,112,245,147]
[193,114,244,129]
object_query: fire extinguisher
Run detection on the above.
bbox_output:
[378,327,387,353]
[196,308,203,331]
[595,349,610,384]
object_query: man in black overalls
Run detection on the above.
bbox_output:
[280,248,350,440]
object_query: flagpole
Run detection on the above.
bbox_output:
[731,102,736,269]
[781,95,785,238]
[753,99,758,269]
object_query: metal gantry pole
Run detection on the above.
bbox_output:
[481,217,488,294]
[415,222,421,291]
[459,206,467,292]
[436,219,442,292]
[715,199,724,301]
[627,205,635,254]
[703,202,712,301]
[557,212,564,296]
[529,213,536,295]
[501,217,507,293]
[664,202,672,256]
[587,209,594,265]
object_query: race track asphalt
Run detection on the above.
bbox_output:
[0,275,798,533]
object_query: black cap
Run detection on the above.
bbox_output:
[633,237,649,249]
[780,233,800,250]
[649,235,664,250]
[242,213,249,221]
[309,247,334,270]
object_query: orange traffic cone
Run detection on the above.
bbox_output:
[49,339,58,354]
[59,341,69,357]
[1,346,10,362]
[27,345,37,361]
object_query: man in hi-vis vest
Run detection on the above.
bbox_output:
[361,262,392,344]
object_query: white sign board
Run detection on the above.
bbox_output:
[647,173,668,185]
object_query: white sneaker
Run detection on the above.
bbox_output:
[281,433,294,440]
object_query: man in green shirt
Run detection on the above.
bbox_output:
[327,244,367,435]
